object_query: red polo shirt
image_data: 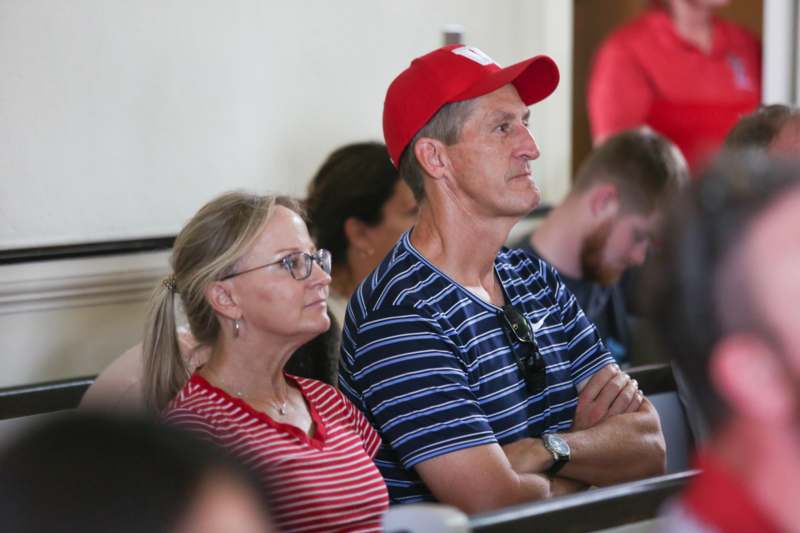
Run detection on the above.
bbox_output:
[678,454,782,533]
[588,8,761,170]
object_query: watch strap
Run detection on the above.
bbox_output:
[546,455,567,477]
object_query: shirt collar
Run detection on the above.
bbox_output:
[682,453,783,533]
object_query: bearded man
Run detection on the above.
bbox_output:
[520,128,686,365]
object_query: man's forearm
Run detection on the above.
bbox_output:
[550,476,589,497]
[502,440,588,498]
[418,442,562,514]
[559,400,666,486]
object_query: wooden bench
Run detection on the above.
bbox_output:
[0,375,94,420]
[470,470,697,533]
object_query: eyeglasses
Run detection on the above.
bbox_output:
[221,249,332,281]
[499,305,546,394]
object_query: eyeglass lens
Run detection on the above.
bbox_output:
[286,250,331,280]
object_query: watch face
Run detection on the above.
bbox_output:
[546,434,569,456]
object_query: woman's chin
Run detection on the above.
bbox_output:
[316,314,332,334]
[305,312,331,336]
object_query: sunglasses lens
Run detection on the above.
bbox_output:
[503,306,533,342]
[501,305,546,393]
[526,371,547,394]
[524,347,545,391]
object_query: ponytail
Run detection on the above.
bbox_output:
[143,277,188,411]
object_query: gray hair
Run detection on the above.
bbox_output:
[397,99,476,202]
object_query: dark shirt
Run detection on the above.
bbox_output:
[339,232,613,503]
[518,242,631,365]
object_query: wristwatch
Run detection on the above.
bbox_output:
[542,433,570,476]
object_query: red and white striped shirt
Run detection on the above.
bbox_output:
[163,374,389,532]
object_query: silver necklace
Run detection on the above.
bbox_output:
[205,369,289,416]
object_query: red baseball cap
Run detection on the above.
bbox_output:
[383,44,560,167]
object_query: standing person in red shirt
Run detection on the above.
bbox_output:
[588,0,761,170]
[145,192,389,533]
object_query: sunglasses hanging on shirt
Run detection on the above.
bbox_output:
[499,305,547,394]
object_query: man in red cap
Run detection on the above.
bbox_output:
[339,45,666,512]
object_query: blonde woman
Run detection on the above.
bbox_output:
[80,143,409,412]
[146,192,388,533]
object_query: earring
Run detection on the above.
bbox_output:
[233,319,241,338]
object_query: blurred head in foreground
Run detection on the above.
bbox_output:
[649,153,800,531]
[0,413,275,533]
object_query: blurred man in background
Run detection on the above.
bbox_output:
[725,104,800,156]
[518,128,686,365]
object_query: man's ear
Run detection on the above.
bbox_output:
[203,281,241,321]
[343,216,374,257]
[413,137,449,180]
[588,183,620,220]
[710,334,794,424]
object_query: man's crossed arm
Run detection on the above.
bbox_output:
[413,364,666,514]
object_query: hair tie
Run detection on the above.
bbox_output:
[162,274,177,293]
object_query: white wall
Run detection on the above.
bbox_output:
[0,250,169,387]
[0,0,573,249]
[763,0,800,104]
[0,1,573,388]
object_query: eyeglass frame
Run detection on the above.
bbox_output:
[499,304,547,394]
[220,249,332,281]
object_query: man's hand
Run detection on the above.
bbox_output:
[572,364,643,431]
[558,396,666,486]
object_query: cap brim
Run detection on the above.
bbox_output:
[455,54,560,106]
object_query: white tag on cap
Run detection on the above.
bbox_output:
[452,46,496,66]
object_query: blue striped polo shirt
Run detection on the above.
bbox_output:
[339,231,614,504]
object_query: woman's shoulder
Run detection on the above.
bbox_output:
[292,376,353,408]
[293,375,338,395]
[162,377,245,442]
[163,375,231,419]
